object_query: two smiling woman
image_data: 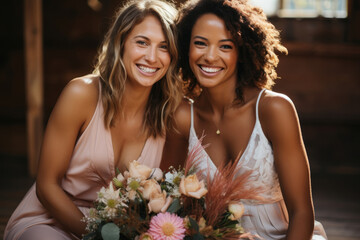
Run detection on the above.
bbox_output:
[5,0,327,239]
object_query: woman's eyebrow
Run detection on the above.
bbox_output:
[192,36,234,43]
[134,35,150,40]
[219,39,234,43]
[134,35,167,43]
[192,36,208,41]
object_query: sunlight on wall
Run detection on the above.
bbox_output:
[250,0,347,18]
[250,0,280,16]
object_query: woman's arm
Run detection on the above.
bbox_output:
[36,76,99,238]
[260,92,314,240]
[161,100,191,171]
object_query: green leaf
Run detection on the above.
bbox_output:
[189,217,199,232]
[167,198,181,213]
[101,222,120,240]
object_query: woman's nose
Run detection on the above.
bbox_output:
[204,46,218,63]
[145,46,157,63]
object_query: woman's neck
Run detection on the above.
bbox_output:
[198,80,237,117]
[121,83,152,120]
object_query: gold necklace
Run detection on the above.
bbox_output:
[213,117,221,135]
[214,120,221,135]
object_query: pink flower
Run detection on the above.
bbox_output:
[148,212,186,240]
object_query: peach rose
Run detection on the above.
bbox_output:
[179,175,208,199]
[228,202,245,220]
[129,160,152,180]
[142,179,161,200]
[148,190,172,213]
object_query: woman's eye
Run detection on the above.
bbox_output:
[159,44,168,50]
[136,40,147,46]
[220,44,233,50]
[194,41,206,46]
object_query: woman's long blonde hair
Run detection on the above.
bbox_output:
[93,0,182,137]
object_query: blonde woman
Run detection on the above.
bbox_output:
[5,0,181,239]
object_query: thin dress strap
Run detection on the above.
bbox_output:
[256,89,266,121]
[190,100,194,129]
[97,78,103,105]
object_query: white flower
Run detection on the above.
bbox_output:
[116,172,125,182]
[97,182,127,219]
[164,170,183,197]
[165,169,183,185]
[165,172,175,183]
[170,187,181,198]
[125,177,144,201]
[126,177,143,191]
[102,206,118,219]
[97,182,119,203]
[83,208,100,232]
[150,168,163,181]
[113,173,125,188]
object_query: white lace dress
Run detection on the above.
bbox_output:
[188,89,327,240]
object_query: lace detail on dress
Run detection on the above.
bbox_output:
[188,89,283,204]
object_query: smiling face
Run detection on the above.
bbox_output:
[122,14,171,89]
[189,13,238,89]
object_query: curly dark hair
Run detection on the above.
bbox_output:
[177,0,287,101]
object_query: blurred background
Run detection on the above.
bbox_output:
[0,0,359,239]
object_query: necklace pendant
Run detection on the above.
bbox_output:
[216,129,221,135]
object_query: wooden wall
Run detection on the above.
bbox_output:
[0,0,359,175]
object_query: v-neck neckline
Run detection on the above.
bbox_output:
[190,120,258,170]
[108,131,151,176]
[189,89,266,170]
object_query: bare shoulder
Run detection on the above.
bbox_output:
[259,90,300,138]
[172,97,193,137]
[49,74,101,130]
[259,90,297,118]
[61,74,100,104]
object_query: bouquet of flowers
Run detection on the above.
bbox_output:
[83,141,259,240]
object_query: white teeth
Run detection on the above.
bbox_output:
[138,65,157,73]
[200,66,222,73]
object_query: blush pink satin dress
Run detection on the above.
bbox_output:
[4,84,165,240]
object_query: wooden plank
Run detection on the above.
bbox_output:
[24,0,43,177]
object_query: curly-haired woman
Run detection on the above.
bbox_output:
[161,0,327,239]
